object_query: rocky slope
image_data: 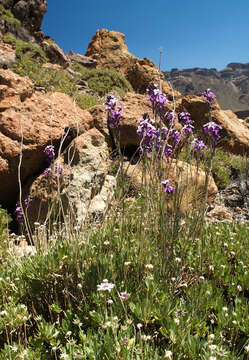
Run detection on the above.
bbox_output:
[164,63,249,116]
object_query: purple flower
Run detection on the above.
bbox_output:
[164,145,173,158]
[44,145,55,162]
[15,198,32,225]
[203,121,222,144]
[108,105,123,128]
[202,89,216,105]
[161,179,176,194]
[191,137,207,159]
[165,111,177,126]
[55,164,63,175]
[104,95,123,129]
[137,114,157,154]
[43,167,52,177]
[168,129,181,147]
[182,123,194,136]
[103,94,117,110]
[191,137,207,152]
[178,112,192,125]
[15,205,24,225]
[146,84,168,111]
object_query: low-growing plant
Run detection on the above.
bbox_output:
[72,62,133,97]
[0,5,20,26]
[74,93,102,109]
[3,32,48,62]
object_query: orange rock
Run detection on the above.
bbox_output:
[181,95,249,155]
[85,29,180,99]
[123,159,218,214]
[0,69,93,208]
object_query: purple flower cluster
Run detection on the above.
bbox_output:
[191,137,207,159]
[137,114,168,154]
[44,145,55,162]
[104,95,123,128]
[15,198,32,225]
[164,111,177,126]
[161,179,176,194]
[146,84,168,111]
[203,121,222,146]
[202,89,216,105]
[43,144,63,177]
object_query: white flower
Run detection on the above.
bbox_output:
[97,281,115,292]
[208,334,215,340]
[145,264,153,269]
[137,323,143,329]
[222,307,228,312]
[174,318,180,325]
[245,344,249,352]
[165,350,172,358]
[209,344,217,351]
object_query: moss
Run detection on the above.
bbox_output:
[71,63,133,97]
[74,93,101,109]
[0,5,21,26]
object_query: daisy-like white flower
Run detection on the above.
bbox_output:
[97,280,115,292]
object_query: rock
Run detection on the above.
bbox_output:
[85,29,180,99]
[41,39,69,68]
[0,42,16,68]
[12,0,47,32]
[22,128,116,226]
[90,92,181,150]
[123,159,218,214]
[206,168,249,223]
[181,95,249,155]
[67,50,97,68]
[0,69,93,209]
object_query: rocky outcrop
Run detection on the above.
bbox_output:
[41,39,69,67]
[165,63,249,113]
[0,68,93,209]
[0,41,16,67]
[207,168,249,223]
[0,0,47,33]
[123,159,218,214]
[67,50,97,68]
[85,29,180,99]
[181,95,249,155]
[22,128,116,226]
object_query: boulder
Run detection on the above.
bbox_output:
[22,128,116,226]
[41,39,69,68]
[67,50,97,68]
[12,0,47,32]
[0,42,16,68]
[85,29,180,99]
[90,92,181,150]
[0,69,93,209]
[181,95,249,155]
[123,159,218,214]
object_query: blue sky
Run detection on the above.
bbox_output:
[42,0,249,71]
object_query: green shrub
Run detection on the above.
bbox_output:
[74,93,101,109]
[11,55,77,96]
[0,5,20,26]
[72,62,133,97]
[212,150,247,189]
[3,33,48,62]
